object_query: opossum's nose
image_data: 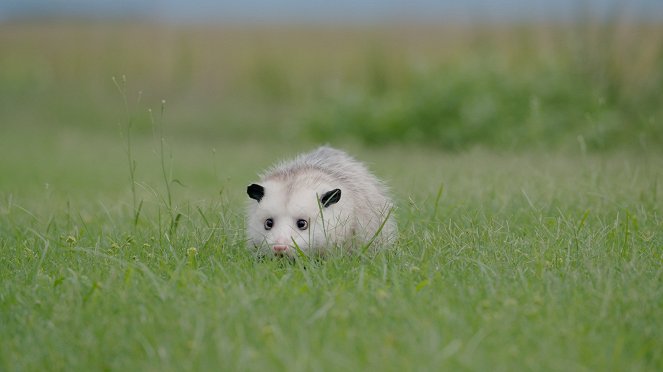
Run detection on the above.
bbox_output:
[272,245,288,253]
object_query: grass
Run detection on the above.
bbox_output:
[1,142,661,371]
[0,20,662,371]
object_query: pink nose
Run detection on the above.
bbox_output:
[272,245,288,252]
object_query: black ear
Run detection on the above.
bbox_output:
[320,188,341,208]
[247,183,264,202]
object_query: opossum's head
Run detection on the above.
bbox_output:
[246,179,346,257]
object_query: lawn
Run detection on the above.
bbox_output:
[0,21,662,371]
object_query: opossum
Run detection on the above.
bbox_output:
[246,146,397,256]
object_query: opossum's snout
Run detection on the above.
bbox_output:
[270,236,297,255]
[272,244,288,253]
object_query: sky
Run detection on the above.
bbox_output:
[1,0,662,23]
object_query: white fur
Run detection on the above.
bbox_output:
[246,146,397,256]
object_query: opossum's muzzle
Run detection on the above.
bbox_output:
[272,244,289,253]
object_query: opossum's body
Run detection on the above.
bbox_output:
[246,146,397,256]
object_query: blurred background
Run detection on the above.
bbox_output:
[1,0,662,201]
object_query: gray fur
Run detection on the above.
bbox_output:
[246,146,397,256]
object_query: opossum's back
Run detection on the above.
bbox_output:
[264,146,384,189]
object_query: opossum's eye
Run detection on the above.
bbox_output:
[264,218,274,230]
[296,219,308,230]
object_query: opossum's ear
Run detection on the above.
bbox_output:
[247,183,264,202]
[320,188,341,208]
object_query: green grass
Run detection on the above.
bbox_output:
[1,141,661,371]
[1,20,662,371]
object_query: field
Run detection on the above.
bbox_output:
[1,20,662,371]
